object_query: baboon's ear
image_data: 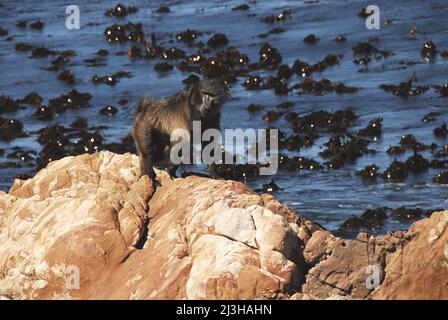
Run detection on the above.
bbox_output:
[183,74,200,91]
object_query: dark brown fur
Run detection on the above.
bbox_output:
[132,79,228,183]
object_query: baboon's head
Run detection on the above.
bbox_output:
[189,79,229,117]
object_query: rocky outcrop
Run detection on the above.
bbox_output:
[372,211,448,299]
[0,152,315,299]
[0,151,446,300]
[300,212,448,300]
[301,231,404,299]
[0,152,157,299]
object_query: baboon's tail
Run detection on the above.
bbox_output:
[134,96,152,117]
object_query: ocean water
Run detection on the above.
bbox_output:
[0,0,447,236]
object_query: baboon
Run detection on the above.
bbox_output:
[132,79,229,184]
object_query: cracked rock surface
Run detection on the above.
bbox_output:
[0,151,446,299]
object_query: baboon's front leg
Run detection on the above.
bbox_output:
[201,113,222,179]
[208,163,221,179]
[166,140,181,178]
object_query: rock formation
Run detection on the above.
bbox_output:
[0,151,446,299]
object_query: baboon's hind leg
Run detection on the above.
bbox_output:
[134,127,157,182]
[208,163,221,179]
